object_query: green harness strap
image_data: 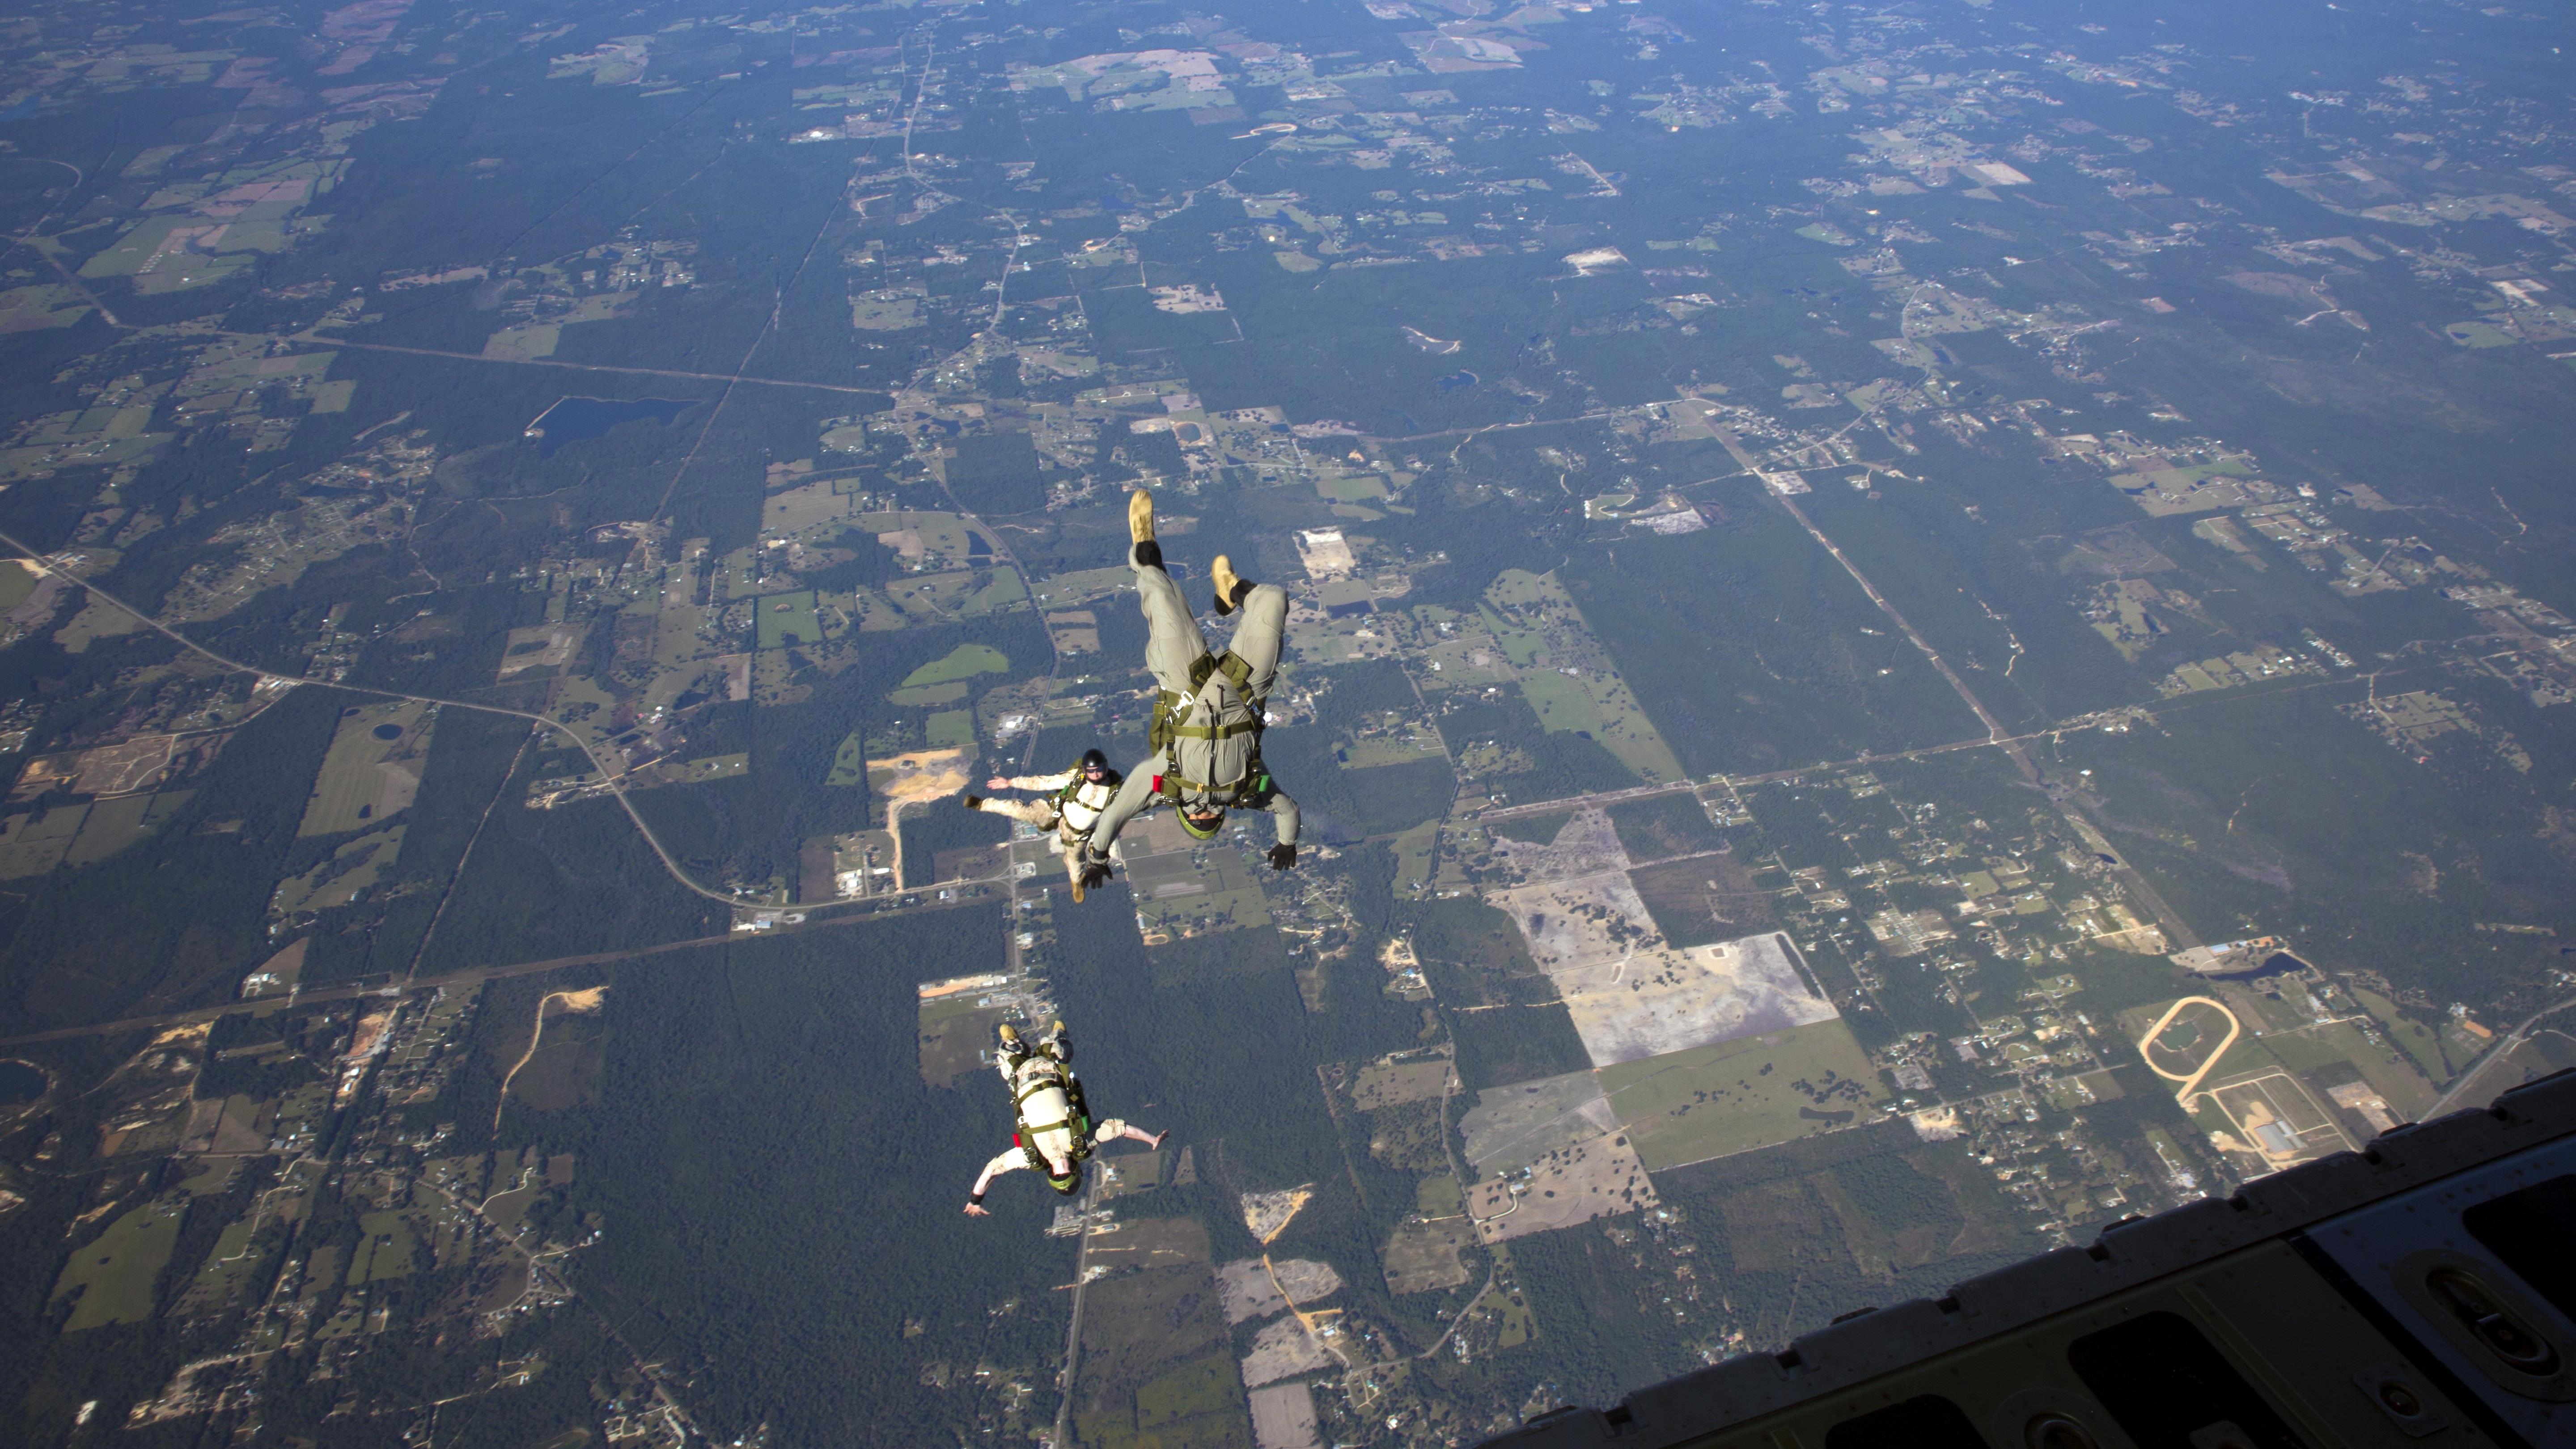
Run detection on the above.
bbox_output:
[1019,1117,1093,1173]
[1147,650,1273,809]
[1053,763,1119,808]
[1156,758,1273,809]
[1013,1061,1095,1169]
[1148,651,1264,751]
[1052,771,1113,840]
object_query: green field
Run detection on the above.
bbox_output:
[0,282,91,332]
[347,1210,421,1284]
[0,803,89,879]
[671,754,750,784]
[1599,1018,1887,1169]
[274,826,405,915]
[0,560,35,612]
[1416,1174,1464,1215]
[300,700,430,837]
[176,1219,267,1315]
[1072,1230,1243,1449]
[53,1199,187,1330]
[138,253,255,295]
[927,710,978,749]
[1031,565,1135,608]
[1127,813,1277,940]
[1392,819,1439,895]
[756,590,822,649]
[1342,734,1444,767]
[2276,1019,2439,1120]
[960,569,1029,615]
[1472,1281,1538,1347]
[902,643,1010,688]
[2352,988,2457,1082]
[63,792,154,866]
[1517,669,1603,735]
[1134,873,1273,940]
[888,680,969,707]
[918,991,1009,1088]
[1134,1355,1241,1434]
[880,570,1029,623]
[826,730,868,786]
[1480,569,1687,783]
[2443,320,2518,349]
[1484,570,1553,610]
[78,216,191,277]
[1486,810,1572,846]
[1478,606,1546,667]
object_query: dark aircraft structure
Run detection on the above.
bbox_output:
[1484,1070,2576,1449]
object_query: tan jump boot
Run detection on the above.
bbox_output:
[1129,488,1163,571]
[1210,554,1248,616]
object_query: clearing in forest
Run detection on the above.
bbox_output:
[300,700,433,836]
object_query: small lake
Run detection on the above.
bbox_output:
[523,396,698,457]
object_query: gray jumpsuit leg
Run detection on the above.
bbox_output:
[1133,547,1210,696]
[1224,585,1290,698]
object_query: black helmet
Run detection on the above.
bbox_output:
[1079,749,1110,774]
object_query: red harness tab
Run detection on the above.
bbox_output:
[1151,774,1164,792]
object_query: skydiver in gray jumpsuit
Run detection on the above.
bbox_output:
[1075,489,1300,892]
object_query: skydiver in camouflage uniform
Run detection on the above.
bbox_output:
[964,1021,1164,1214]
[964,748,1122,902]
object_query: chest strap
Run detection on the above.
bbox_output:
[1156,754,1272,809]
[1148,650,1268,752]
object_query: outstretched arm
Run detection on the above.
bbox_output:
[995,768,1075,792]
[1084,761,1161,860]
[1106,1123,1168,1150]
[1266,786,1299,846]
[965,1149,1025,1216]
[1263,786,1301,869]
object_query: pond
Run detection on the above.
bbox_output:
[523,396,698,457]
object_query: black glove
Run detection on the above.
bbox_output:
[1268,843,1296,871]
[1079,855,1113,889]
